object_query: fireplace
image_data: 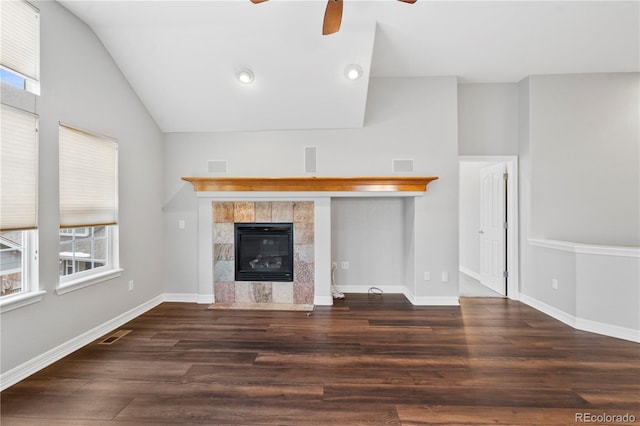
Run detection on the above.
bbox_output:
[234,223,293,282]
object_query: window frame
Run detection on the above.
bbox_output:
[0,230,43,313]
[56,225,121,295]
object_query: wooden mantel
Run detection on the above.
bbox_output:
[182,176,438,193]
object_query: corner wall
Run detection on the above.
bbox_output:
[519,73,640,341]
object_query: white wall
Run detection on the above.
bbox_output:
[1,1,164,375]
[163,77,459,302]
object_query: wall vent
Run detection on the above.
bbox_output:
[98,329,131,345]
[208,160,228,174]
[304,146,317,174]
[392,159,414,173]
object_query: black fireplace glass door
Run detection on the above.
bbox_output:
[234,223,293,282]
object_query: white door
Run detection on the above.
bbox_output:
[479,162,506,295]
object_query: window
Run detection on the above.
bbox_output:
[59,226,110,277]
[0,0,42,313]
[1,69,25,90]
[1,230,36,297]
[0,104,40,311]
[58,124,120,293]
[0,0,40,95]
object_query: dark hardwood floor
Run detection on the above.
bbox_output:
[2,295,639,425]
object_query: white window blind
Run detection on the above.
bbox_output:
[0,104,38,231]
[0,0,39,81]
[59,124,118,228]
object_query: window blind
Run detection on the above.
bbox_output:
[0,0,39,81]
[0,104,38,231]
[59,124,118,228]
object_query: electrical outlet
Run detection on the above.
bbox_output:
[178,219,186,229]
[441,271,449,282]
[552,278,559,290]
[341,261,349,270]
[424,271,431,281]
[128,280,134,291]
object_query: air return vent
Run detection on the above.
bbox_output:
[208,160,228,174]
[98,329,131,345]
[392,159,414,173]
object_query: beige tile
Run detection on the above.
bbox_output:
[271,202,293,222]
[272,282,294,304]
[214,223,234,244]
[234,202,255,222]
[235,282,251,303]
[214,282,235,303]
[294,222,314,244]
[251,282,273,303]
[214,244,234,261]
[213,202,234,223]
[293,202,314,224]
[255,202,272,222]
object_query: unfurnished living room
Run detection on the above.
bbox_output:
[0,0,638,424]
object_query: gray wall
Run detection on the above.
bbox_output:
[529,73,639,247]
[458,83,519,156]
[163,77,459,300]
[1,1,164,374]
[520,73,640,336]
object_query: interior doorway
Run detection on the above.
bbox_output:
[459,156,519,299]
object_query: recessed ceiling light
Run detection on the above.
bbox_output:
[237,69,255,84]
[344,64,363,80]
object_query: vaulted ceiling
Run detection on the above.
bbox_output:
[59,1,639,133]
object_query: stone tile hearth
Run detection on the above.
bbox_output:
[212,201,314,306]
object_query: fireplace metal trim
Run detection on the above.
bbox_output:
[234,222,294,282]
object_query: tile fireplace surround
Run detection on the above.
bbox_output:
[183,176,438,308]
[213,201,315,307]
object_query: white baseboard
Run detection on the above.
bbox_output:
[519,294,639,343]
[459,266,481,281]
[314,295,333,306]
[0,294,164,392]
[164,293,200,303]
[411,296,460,306]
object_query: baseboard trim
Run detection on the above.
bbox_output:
[459,266,481,281]
[314,296,333,306]
[0,295,164,391]
[411,296,460,306]
[519,294,639,343]
[164,293,199,303]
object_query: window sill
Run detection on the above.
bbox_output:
[56,268,123,295]
[0,290,47,314]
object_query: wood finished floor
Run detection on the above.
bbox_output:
[1,295,639,425]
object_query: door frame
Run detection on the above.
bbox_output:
[459,155,519,300]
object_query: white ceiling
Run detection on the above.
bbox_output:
[59,0,639,133]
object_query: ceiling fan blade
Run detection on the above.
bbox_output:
[397,0,417,3]
[250,0,269,3]
[323,0,343,35]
